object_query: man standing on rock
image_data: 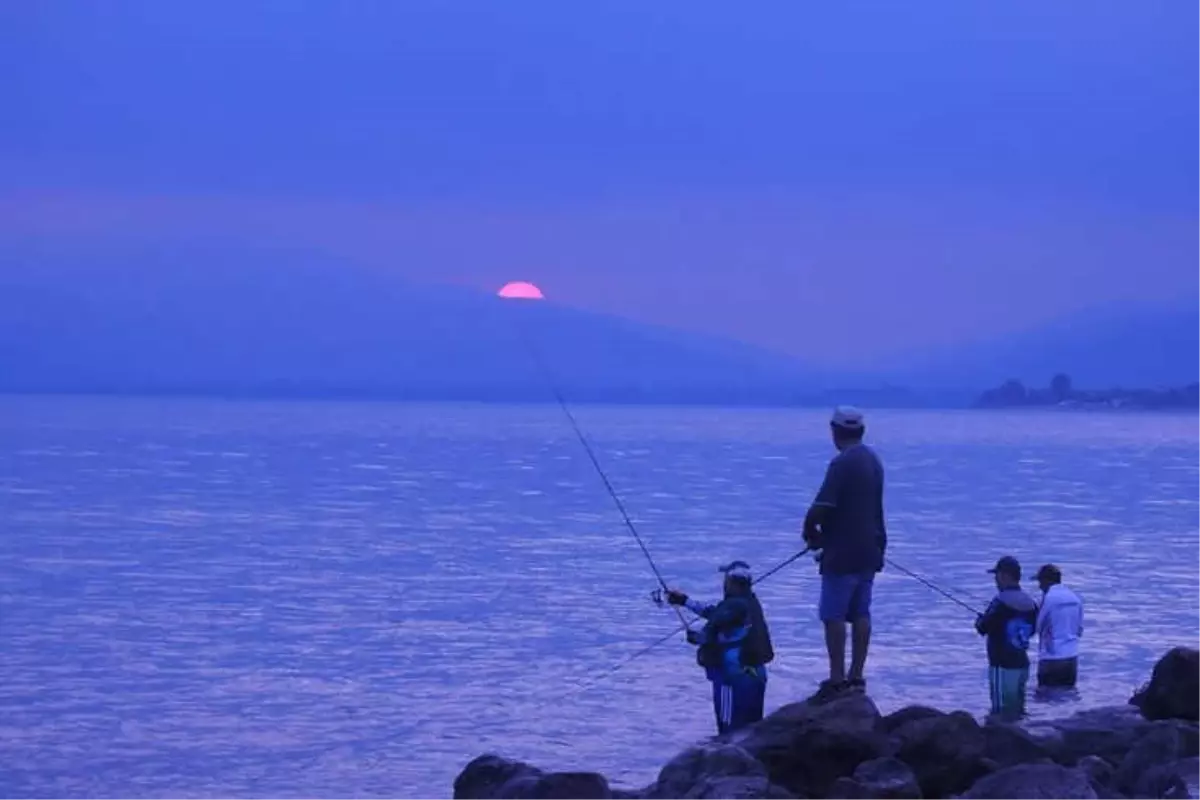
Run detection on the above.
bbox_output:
[1035,563,1083,688]
[802,406,887,702]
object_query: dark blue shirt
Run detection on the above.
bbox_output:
[811,443,887,575]
[975,587,1038,669]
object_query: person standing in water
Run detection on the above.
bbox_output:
[975,556,1038,719]
[664,561,774,733]
[802,406,887,701]
[1035,563,1083,688]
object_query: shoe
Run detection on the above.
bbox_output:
[847,677,867,692]
[806,679,848,704]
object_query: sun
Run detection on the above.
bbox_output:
[497,281,545,300]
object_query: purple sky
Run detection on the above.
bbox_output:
[3,2,1196,365]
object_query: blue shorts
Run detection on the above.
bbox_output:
[819,572,875,622]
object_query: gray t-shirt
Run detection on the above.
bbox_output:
[811,443,887,575]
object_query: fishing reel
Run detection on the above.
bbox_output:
[650,588,665,608]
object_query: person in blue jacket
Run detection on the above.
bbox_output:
[664,561,774,734]
[975,555,1038,720]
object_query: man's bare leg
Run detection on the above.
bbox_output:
[824,620,846,683]
[849,617,871,683]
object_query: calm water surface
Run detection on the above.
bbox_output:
[0,398,1196,797]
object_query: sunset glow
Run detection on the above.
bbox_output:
[497,281,545,300]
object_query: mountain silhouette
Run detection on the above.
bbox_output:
[886,301,1199,390]
[0,241,848,403]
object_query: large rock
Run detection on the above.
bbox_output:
[878,706,947,736]
[1025,705,1154,766]
[1135,757,1200,799]
[892,710,990,798]
[455,755,544,799]
[1075,755,1119,799]
[960,763,1098,799]
[727,691,887,797]
[648,743,768,800]
[453,755,613,799]
[1131,648,1200,722]
[825,758,923,800]
[528,772,612,799]
[1115,720,1200,796]
[983,721,1061,768]
[681,777,801,800]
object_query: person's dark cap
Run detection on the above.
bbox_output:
[719,560,752,581]
[1035,564,1062,583]
[987,555,1022,579]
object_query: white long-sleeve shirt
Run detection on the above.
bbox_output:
[1037,583,1083,661]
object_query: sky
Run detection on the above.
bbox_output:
[2,1,1196,366]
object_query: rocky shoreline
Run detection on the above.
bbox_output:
[455,647,1198,799]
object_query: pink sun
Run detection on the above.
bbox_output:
[497,281,545,300]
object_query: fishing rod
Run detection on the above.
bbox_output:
[574,547,988,694]
[507,306,692,631]
[575,546,817,695]
[884,556,984,616]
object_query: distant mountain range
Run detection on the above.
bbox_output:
[883,302,1199,391]
[0,243,848,404]
[0,241,1194,406]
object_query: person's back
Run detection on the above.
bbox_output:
[817,443,886,576]
[803,407,888,701]
[1036,564,1083,688]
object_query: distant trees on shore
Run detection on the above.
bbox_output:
[975,374,1199,410]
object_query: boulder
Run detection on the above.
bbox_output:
[1115,721,1200,795]
[983,721,1061,768]
[728,691,887,797]
[892,711,990,798]
[1135,757,1200,799]
[454,756,614,799]
[878,706,947,736]
[646,741,789,799]
[1131,648,1200,722]
[1026,705,1154,766]
[850,757,922,798]
[681,777,801,800]
[1075,755,1118,799]
[960,763,1098,799]
[528,772,612,799]
[455,754,544,799]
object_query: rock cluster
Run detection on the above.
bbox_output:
[454,648,1199,799]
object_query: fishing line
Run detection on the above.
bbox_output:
[505,303,691,631]
[566,546,816,696]
[884,556,984,616]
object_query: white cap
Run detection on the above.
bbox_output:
[719,560,753,582]
[831,405,865,430]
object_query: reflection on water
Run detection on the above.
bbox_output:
[0,398,1195,797]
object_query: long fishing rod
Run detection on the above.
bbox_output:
[884,556,984,616]
[570,546,816,695]
[572,547,989,695]
[507,306,692,631]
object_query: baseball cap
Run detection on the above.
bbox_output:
[831,405,865,431]
[719,560,753,582]
[1035,564,1062,583]
[987,555,1022,579]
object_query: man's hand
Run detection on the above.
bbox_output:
[685,629,701,645]
[665,589,688,606]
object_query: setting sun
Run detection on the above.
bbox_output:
[497,281,545,300]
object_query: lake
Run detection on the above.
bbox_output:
[0,397,1196,797]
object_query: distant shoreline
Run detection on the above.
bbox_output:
[974,375,1198,412]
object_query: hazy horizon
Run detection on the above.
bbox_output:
[4,1,1196,372]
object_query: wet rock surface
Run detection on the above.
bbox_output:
[455,648,1200,799]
